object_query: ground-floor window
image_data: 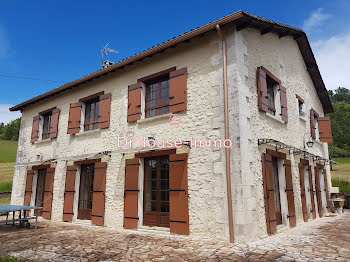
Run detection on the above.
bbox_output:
[143,156,169,228]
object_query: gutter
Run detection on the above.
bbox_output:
[216,24,234,243]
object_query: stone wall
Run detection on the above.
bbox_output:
[11,30,231,241]
[229,26,331,241]
[11,24,332,243]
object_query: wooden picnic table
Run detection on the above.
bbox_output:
[0,205,42,229]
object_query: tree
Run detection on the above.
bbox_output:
[329,101,350,150]
[328,87,350,104]
[0,118,21,141]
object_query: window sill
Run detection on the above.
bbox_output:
[299,115,307,122]
[266,112,286,125]
[34,138,52,145]
[74,128,101,137]
[137,113,172,124]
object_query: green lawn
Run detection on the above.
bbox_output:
[331,158,350,181]
[0,161,15,194]
[0,140,16,200]
[331,158,350,193]
[0,140,17,163]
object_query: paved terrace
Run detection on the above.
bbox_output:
[0,211,349,261]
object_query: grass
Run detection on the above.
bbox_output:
[0,162,15,193]
[0,197,11,205]
[330,158,350,181]
[0,140,17,163]
[0,181,12,193]
[0,257,23,262]
[0,140,16,194]
[0,162,15,183]
[331,178,350,193]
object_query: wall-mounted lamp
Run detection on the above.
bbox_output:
[303,132,314,148]
[306,140,314,148]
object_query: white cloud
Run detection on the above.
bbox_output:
[0,104,21,124]
[303,8,331,33]
[312,33,350,90]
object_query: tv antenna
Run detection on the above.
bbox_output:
[101,43,119,67]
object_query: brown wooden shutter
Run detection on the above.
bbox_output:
[24,170,34,205]
[31,115,40,143]
[169,68,187,113]
[127,83,142,122]
[98,93,112,129]
[257,67,268,112]
[284,159,296,227]
[323,169,331,212]
[262,153,277,234]
[42,168,55,220]
[63,165,76,222]
[49,108,60,139]
[92,162,107,226]
[67,102,82,134]
[318,117,333,143]
[124,158,139,229]
[298,163,308,222]
[310,109,316,139]
[314,166,323,217]
[279,85,288,122]
[308,166,316,219]
[169,153,189,235]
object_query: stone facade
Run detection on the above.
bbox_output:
[11,23,332,242]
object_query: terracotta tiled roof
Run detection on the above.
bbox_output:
[10,10,332,113]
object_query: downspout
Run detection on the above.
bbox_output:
[216,24,234,243]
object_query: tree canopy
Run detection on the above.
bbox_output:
[327,87,350,158]
[0,118,21,141]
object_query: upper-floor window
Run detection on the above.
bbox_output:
[266,76,278,115]
[67,92,111,135]
[296,95,305,117]
[145,78,170,117]
[257,66,288,123]
[42,112,52,140]
[313,112,319,140]
[31,107,60,143]
[310,108,319,140]
[127,67,187,122]
[84,98,100,131]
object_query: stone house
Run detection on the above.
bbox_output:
[10,10,334,243]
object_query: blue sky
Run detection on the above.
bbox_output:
[1,0,349,123]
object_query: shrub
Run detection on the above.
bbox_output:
[329,144,350,159]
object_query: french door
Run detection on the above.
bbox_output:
[35,169,46,216]
[271,157,283,225]
[78,164,94,220]
[143,156,170,227]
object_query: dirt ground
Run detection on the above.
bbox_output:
[0,211,350,261]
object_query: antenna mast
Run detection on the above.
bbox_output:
[101,43,119,68]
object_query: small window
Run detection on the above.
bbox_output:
[266,76,279,115]
[42,112,52,140]
[298,100,304,116]
[84,98,99,131]
[296,95,305,117]
[145,77,170,118]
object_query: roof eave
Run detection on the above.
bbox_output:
[10,10,333,114]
